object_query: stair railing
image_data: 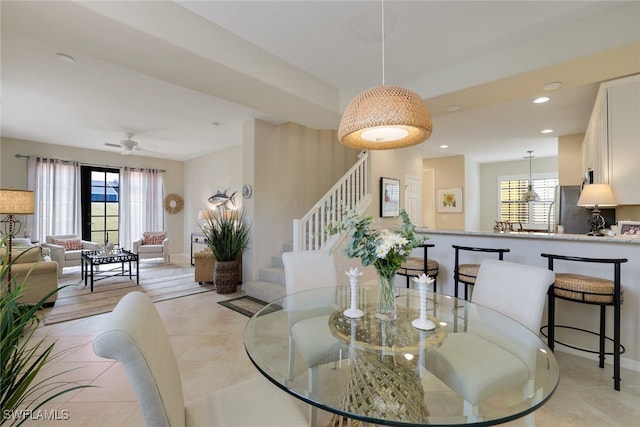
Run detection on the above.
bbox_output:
[293,151,371,251]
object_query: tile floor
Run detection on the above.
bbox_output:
[11,257,640,427]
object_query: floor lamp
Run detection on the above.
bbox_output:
[0,189,35,291]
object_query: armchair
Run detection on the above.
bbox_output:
[93,292,307,427]
[42,234,100,277]
[132,231,170,263]
[282,250,345,426]
[427,259,554,424]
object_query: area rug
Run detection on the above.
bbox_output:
[217,295,278,317]
[43,263,214,324]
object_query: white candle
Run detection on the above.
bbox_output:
[412,273,436,330]
[343,268,364,318]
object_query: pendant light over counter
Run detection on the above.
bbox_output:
[522,150,540,202]
[338,0,432,150]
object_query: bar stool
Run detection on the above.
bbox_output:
[452,245,510,300]
[397,243,439,291]
[540,253,627,391]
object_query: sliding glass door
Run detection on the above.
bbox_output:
[81,166,120,246]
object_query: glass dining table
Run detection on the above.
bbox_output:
[244,286,559,426]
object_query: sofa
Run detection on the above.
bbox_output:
[41,234,100,277]
[132,231,170,263]
[1,246,59,306]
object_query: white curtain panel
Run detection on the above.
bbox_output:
[26,157,81,242]
[120,168,164,251]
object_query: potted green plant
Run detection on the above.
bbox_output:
[1,236,90,425]
[200,209,250,294]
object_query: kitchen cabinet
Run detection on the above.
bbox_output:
[582,89,608,184]
[582,74,640,204]
[607,77,640,204]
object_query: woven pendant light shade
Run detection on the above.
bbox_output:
[338,85,432,150]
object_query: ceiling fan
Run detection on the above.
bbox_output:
[104,133,157,155]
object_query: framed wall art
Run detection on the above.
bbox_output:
[437,187,463,213]
[380,177,400,217]
[617,221,640,237]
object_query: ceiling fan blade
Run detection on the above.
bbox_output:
[105,142,122,148]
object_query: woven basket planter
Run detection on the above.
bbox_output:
[214,259,240,294]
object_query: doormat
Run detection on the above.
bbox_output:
[217,295,279,317]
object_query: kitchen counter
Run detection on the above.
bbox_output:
[408,228,640,371]
[415,228,640,244]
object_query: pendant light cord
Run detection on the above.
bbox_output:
[381,0,385,85]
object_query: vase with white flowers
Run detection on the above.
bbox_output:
[328,209,425,320]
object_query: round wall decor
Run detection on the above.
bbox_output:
[242,184,253,199]
[164,193,184,214]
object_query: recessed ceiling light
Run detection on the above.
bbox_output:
[541,129,554,134]
[533,97,550,104]
[440,144,449,149]
[445,105,460,112]
[543,81,563,91]
[55,53,75,63]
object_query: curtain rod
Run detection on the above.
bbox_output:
[14,154,166,173]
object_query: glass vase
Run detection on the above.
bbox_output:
[375,267,397,321]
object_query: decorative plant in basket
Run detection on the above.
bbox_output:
[200,208,251,294]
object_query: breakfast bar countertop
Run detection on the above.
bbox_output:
[409,227,640,370]
[415,228,640,244]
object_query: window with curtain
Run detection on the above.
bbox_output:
[119,167,164,250]
[498,174,558,229]
[26,157,81,242]
[27,159,164,248]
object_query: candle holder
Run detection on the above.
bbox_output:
[343,268,364,318]
[412,273,436,330]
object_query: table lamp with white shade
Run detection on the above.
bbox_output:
[577,184,617,236]
[0,189,35,289]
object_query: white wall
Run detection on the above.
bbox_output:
[479,156,558,231]
[183,144,244,259]
[242,120,359,282]
[464,158,481,231]
[368,148,424,227]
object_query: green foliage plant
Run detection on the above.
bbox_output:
[200,209,251,262]
[327,208,425,272]
[1,238,91,426]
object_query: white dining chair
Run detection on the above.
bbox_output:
[282,250,345,426]
[93,292,308,427]
[427,259,555,425]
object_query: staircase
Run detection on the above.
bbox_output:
[243,243,291,303]
[245,151,372,302]
[293,150,370,251]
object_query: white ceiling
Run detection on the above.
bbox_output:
[2,1,639,163]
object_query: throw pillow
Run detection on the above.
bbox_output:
[11,238,34,248]
[142,232,166,245]
[50,237,83,250]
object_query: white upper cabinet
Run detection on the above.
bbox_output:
[582,89,608,184]
[583,74,640,205]
[607,76,640,205]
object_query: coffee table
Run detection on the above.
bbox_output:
[81,249,139,292]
